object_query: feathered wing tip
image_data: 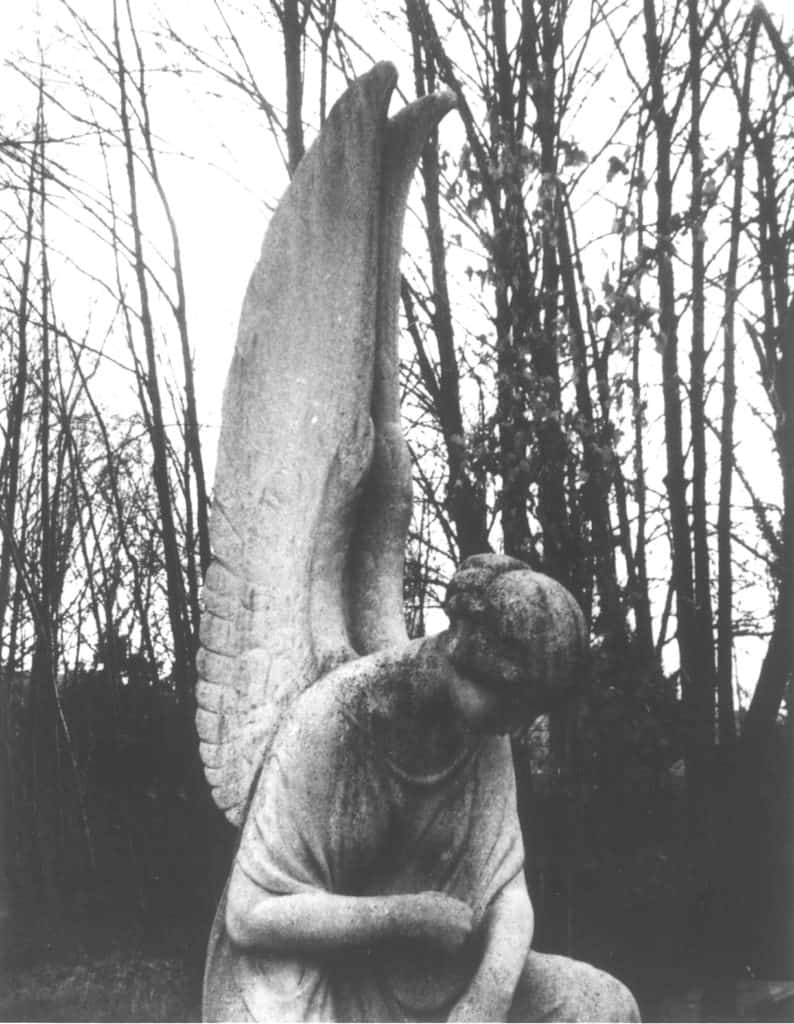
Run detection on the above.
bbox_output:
[197,64,457,825]
[347,89,457,654]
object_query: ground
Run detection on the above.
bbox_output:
[2,913,793,1023]
[0,950,200,1022]
[0,902,204,1023]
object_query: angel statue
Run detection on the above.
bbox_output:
[197,63,640,1023]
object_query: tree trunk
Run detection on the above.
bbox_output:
[716,9,758,748]
[644,0,712,815]
[743,298,794,761]
[282,0,306,175]
[113,0,192,705]
[404,6,489,557]
[688,0,718,746]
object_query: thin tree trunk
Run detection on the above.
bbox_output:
[688,0,718,749]
[521,1,570,582]
[405,3,489,558]
[644,0,711,812]
[112,0,191,702]
[27,137,61,907]
[716,11,758,748]
[743,300,794,757]
[0,123,37,659]
[282,0,307,174]
[557,197,624,640]
[125,0,211,582]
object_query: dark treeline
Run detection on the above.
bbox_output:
[0,0,792,1016]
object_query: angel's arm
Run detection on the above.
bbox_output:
[225,867,473,954]
[446,868,533,1022]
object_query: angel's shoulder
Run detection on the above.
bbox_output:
[275,649,401,752]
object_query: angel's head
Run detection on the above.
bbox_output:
[440,553,587,734]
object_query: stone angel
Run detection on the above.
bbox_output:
[197,62,640,1023]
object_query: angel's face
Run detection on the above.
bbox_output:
[442,618,537,735]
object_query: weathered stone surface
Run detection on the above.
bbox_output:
[198,63,454,826]
[202,551,638,1020]
[199,65,640,1024]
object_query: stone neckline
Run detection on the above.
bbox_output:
[383,738,475,786]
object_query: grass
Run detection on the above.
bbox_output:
[1,950,201,1023]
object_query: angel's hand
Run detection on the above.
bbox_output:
[397,892,475,955]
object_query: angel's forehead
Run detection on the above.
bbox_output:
[446,618,526,682]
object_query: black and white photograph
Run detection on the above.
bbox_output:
[0,2,792,1021]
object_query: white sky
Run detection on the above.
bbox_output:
[2,0,791,430]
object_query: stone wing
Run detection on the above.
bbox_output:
[196,63,456,826]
